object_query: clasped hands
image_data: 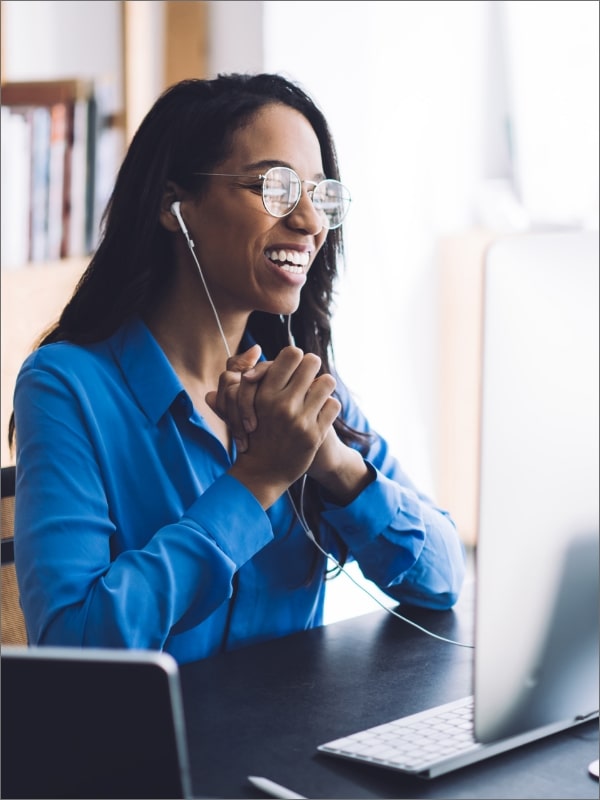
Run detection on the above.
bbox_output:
[205,344,371,508]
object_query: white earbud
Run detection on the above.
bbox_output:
[170,201,194,248]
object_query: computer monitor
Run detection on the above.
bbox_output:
[474,230,599,742]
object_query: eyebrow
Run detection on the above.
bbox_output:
[244,159,327,182]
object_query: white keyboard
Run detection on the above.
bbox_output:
[318,695,483,778]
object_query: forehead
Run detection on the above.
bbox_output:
[225,103,324,175]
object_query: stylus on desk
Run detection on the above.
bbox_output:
[247,775,307,799]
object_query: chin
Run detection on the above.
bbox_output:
[257,297,301,318]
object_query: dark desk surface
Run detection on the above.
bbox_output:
[180,578,598,799]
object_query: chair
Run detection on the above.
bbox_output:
[1,464,28,644]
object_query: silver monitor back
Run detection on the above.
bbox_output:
[474,231,599,743]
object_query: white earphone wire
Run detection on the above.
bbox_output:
[173,202,232,359]
[176,225,469,648]
[287,477,474,649]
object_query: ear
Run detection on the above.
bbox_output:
[159,181,185,232]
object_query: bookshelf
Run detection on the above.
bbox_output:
[2,78,104,267]
[1,1,209,466]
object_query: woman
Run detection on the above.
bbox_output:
[12,73,465,663]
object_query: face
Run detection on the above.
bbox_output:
[184,103,330,317]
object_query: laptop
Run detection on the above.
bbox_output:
[318,230,600,778]
[1,646,193,799]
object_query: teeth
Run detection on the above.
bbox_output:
[292,251,307,265]
[266,249,310,267]
[279,264,304,274]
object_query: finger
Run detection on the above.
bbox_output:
[235,361,272,433]
[223,379,250,443]
[211,369,240,421]
[237,375,260,433]
[304,374,338,417]
[209,364,249,424]
[239,360,271,384]
[205,389,218,413]
[256,352,322,415]
[204,385,249,452]
[285,353,323,396]
[258,346,306,392]
[207,359,270,442]
[225,344,262,374]
[317,395,342,430]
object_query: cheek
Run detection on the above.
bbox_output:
[196,200,282,272]
[197,224,266,281]
[313,230,329,259]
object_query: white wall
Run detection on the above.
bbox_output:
[503,0,599,227]
[2,0,123,109]
[208,1,264,75]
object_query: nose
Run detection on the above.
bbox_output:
[285,188,326,236]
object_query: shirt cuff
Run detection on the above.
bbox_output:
[182,474,273,565]
[321,461,426,549]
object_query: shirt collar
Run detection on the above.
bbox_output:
[107,318,263,425]
[108,317,185,424]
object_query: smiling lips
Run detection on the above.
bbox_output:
[266,249,310,275]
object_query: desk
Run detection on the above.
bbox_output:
[180,579,598,799]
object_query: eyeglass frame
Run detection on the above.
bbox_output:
[191,166,351,229]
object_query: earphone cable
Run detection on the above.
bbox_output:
[177,231,471,648]
[183,232,232,359]
[287,477,474,649]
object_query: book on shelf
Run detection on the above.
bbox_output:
[29,106,52,264]
[47,102,68,262]
[1,78,122,271]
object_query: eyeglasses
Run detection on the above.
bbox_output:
[193,166,351,229]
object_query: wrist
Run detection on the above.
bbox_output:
[312,448,373,506]
[228,461,289,510]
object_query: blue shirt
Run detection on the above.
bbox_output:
[14,317,465,663]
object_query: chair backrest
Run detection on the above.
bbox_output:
[1,465,28,644]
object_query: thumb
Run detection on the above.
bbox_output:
[225,343,262,374]
[205,390,218,413]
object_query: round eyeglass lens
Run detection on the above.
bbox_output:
[312,180,351,229]
[262,167,301,217]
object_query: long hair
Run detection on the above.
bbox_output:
[9,73,371,570]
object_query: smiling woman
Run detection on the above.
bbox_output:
[10,73,466,664]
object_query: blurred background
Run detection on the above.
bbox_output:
[2,0,598,620]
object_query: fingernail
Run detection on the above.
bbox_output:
[243,367,256,378]
[234,438,247,453]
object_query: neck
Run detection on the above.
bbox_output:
[145,291,247,385]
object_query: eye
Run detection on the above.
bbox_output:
[263,183,289,200]
[243,179,264,195]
